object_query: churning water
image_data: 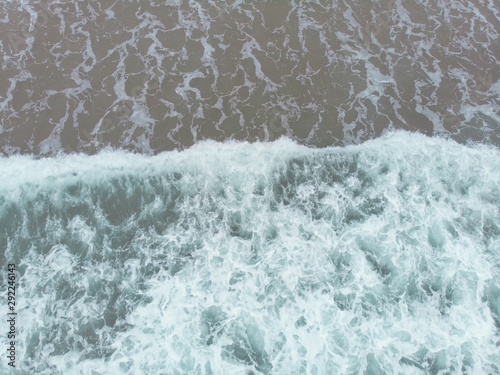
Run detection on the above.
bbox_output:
[0,0,499,374]
[1,132,499,374]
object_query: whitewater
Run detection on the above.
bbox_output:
[0,132,499,374]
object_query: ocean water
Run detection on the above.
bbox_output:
[1,132,499,374]
[1,0,500,373]
[0,0,499,153]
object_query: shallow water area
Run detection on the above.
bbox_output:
[0,0,499,154]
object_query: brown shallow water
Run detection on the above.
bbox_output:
[0,0,499,155]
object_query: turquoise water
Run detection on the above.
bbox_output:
[1,132,500,374]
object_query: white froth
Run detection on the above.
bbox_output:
[1,132,499,374]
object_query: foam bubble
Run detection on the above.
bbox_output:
[1,132,499,374]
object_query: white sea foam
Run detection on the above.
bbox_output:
[0,132,499,374]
